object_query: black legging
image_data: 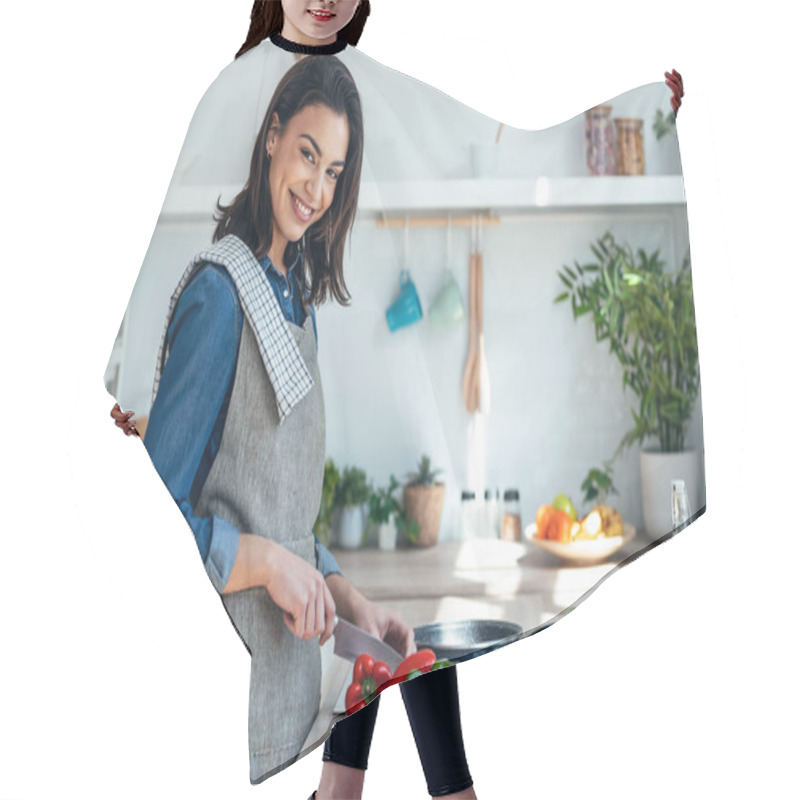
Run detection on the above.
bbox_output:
[323,664,473,797]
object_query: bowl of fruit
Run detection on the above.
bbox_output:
[525,493,635,564]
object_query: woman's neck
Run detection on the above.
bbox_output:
[268,227,290,277]
[281,20,336,47]
[270,28,348,56]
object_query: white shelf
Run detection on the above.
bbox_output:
[358,176,686,214]
[159,176,686,222]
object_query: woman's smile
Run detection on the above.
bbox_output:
[307,8,335,23]
[290,190,315,223]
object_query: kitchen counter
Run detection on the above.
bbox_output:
[331,536,644,623]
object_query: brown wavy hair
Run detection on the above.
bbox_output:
[212,55,363,307]
[236,1,371,59]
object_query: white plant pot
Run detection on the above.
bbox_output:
[338,505,365,550]
[377,519,398,551]
[640,449,702,540]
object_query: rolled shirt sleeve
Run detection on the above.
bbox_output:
[315,537,343,578]
[143,265,244,593]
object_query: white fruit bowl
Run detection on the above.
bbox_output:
[525,522,636,564]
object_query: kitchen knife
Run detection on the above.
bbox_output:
[332,616,404,673]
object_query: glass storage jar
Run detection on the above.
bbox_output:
[585,105,615,176]
[614,117,645,175]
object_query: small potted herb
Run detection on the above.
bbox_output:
[368,475,400,550]
[402,455,446,548]
[334,466,372,549]
[368,476,422,550]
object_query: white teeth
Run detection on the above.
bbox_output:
[294,196,312,216]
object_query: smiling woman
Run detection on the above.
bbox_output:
[137,54,377,784]
[282,0,363,45]
[236,0,371,56]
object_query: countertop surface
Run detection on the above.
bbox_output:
[330,536,649,602]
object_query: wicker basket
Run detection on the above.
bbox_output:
[403,483,446,547]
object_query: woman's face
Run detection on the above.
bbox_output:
[266,104,350,253]
[281,0,361,45]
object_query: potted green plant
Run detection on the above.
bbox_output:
[556,231,701,537]
[334,466,372,549]
[403,455,446,547]
[313,459,340,547]
[368,475,401,550]
[368,477,421,550]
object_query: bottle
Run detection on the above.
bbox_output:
[501,489,522,542]
[460,490,478,540]
[484,488,500,539]
[671,479,690,529]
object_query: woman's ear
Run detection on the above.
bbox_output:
[266,112,281,159]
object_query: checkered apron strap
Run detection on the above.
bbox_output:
[152,234,314,424]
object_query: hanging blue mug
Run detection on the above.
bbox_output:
[386,270,423,332]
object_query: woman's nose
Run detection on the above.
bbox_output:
[306,171,325,204]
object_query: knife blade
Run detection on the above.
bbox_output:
[332,616,404,673]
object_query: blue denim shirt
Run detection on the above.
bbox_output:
[143,243,342,593]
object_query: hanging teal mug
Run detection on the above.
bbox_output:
[386,270,423,332]
[428,271,465,327]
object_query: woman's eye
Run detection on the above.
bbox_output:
[327,169,340,181]
[301,148,315,164]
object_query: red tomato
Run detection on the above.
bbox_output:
[393,649,437,680]
[346,699,366,716]
[372,660,392,689]
[345,682,363,712]
[353,653,374,684]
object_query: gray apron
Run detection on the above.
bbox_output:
[183,241,325,782]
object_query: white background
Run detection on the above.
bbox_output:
[1,1,796,798]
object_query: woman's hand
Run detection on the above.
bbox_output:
[352,600,417,658]
[326,574,417,657]
[665,68,684,116]
[111,403,139,436]
[231,536,337,643]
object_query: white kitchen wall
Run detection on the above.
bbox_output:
[109,74,703,539]
[317,206,703,542]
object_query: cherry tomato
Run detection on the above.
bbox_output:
[373,660,393,689]
[393,649,437,680]
[345,682,363,712]
[346,699,366,716]
[353,653,374,684]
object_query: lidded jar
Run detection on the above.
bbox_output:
[585,105,615,176]
[614,117,645,175]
